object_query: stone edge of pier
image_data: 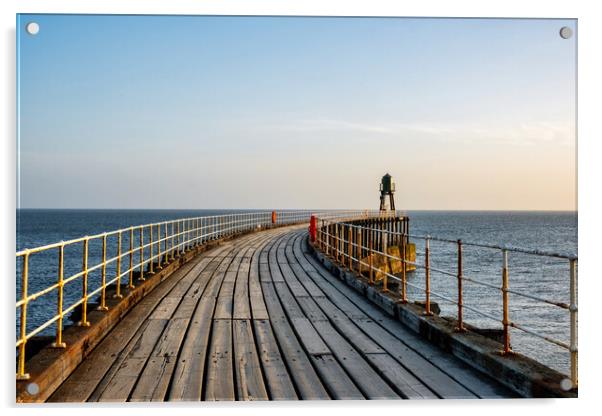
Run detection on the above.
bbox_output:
[308,237,577,399]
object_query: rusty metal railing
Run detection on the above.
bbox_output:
[313,214,578,390]
[15,209,372,380]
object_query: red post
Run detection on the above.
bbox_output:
[309,215,317,243]
[271,211,277,224]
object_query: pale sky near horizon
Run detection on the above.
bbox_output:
[17,15,576,210]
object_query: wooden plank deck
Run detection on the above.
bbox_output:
[48,225,515,402]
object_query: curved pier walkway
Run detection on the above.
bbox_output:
[49,225,514,401]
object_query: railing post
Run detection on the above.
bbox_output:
[424,236,433,316]
[170,222,175,260]
[348,225,352,270]
[17,250,29,380]
[569,258,578,388]
[157,224,163,270]
[129,227,135,288]
[456,239,465,332]
[176,221,181,256]
[139,227,145,281]
[400,233,407,303]
[357,227,362,275]
[149,225,154,274]
[97,233,109,311]
[163,222,168,263]
[17,251,30,380]
[334,223,339,263]
[500,249,511,354]
[382,226,388,293]
[115,231,123,298]
[52,244,67,348]
[77,238,91,327]
[369,229,374,285]
[325,223,330,256]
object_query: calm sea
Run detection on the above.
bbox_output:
[15,209,577,375]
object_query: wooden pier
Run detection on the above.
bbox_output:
[37,225,513,401]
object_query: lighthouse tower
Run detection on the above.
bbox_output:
[379,173,396,212]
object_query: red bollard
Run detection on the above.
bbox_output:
[309,215,317,243]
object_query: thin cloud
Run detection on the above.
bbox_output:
[267,118,574,147]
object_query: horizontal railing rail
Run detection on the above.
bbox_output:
[312,214,578,390]
[15,209,376,380]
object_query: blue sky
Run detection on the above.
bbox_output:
[17,15,576,209]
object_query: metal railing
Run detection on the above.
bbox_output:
[15,209,369,380]
[313,214,578,390]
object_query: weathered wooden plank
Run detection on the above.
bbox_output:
[252,320,297,400]
[214,281,234,319]
[233,320,269,400]
[152,318,189,357]
[279,262,309,297]
[260,282,287,321]
[148,297,181,320]
[205,319,235,401]
[249,258,269,320]
[308,354,364,400]
[288,317,330,356]
[290,264,324,297]
[267,316,330,400]
[364,354,438,399]
[233,263,251,320]
[168,300,216,401]
[129,356,177,401]
[259,263,272,282]
[272,282,306,320]
[92,319,169,402]
[307,320,399,399]
[295,296,329,323]
[95,357,147,402]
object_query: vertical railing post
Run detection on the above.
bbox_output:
[400,232,407,303]
[98,233,109,311]
[382,227,388,293]
[501,249,511,354]
[170,222,175,260]
[77,238,91,327]
[139,227,145,281]
[17,251,30,380]
[424,237,433,316]
[176,221,181,257]
[129,227,134,288]
[348,225,352,270]
[569,258,578,388]
[164,222,168,263]
[53,244,67,348]
[149,225,154,274]
[357,227,362,275]
[334,223,339,263]
[184,219,188,249]
[456,239,465,332]
[369,229,374,285]
[157,224,163,270]
[115,231,123,298]
[316,220,321,249]
[322,220,330,256]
